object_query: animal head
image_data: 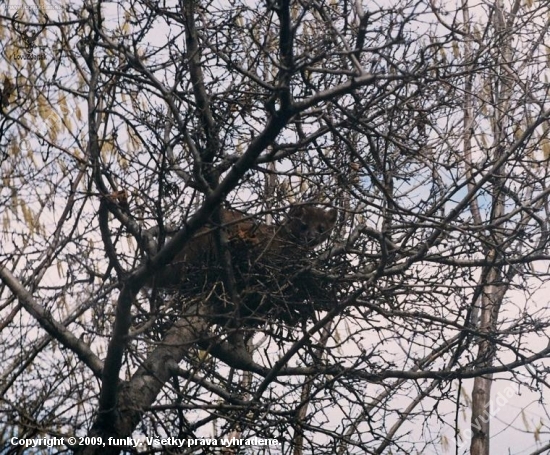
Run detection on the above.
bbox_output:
[283,206,337,247]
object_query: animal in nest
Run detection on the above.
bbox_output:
[147,206,337,324]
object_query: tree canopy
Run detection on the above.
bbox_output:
[2,0,550,454]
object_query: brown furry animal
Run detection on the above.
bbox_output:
[147,205,337,323]
[148,206,337,290]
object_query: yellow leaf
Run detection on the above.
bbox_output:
[521,409,531,431]
[38,95,50,121]
[440,434,449,452]
[122,18,130,34]
[58,158,67,175]
[119,156,128,170]
[534,419,543,442]
[59,95,69,117]
[452,41,460,58]
[57,260,64,278]
[197,350,209,361]
[102,136,115,153]
[473,25,481,41]
[542,139,550,160]
[48,118,59,142]
[9,140,19,157]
